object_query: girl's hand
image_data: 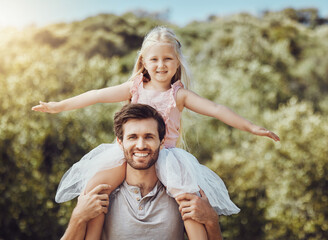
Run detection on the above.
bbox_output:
[251,125,280,142]
[31,101,61,113]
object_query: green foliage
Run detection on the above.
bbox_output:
[0,9,327,239]
[208,99,328,239]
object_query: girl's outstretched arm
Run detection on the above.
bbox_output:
[178,89,280,141]
[32,81,133,113]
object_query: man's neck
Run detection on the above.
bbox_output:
[125,165,158,197]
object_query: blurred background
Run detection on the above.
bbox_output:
[1,1,328,239]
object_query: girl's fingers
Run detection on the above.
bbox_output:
[258,128,280,141]
[32,105,43,111]
[274,133,280,141]
[268,131,280,141]
[40,102,47,108]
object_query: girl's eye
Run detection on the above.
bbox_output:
[150,58,157,61]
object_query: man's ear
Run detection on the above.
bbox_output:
[160,140,164,150]
[117,137,123,150]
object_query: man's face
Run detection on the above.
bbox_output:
[117,118,163,170]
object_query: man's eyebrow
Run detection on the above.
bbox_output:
[126,133,137,137]
[145,133,156,136]
[125,133,156,137]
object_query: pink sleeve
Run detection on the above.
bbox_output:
[172,80,184,98]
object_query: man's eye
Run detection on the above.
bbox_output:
[146,136,153,139]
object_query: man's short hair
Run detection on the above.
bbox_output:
[114,104,166,141]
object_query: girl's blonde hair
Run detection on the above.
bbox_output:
[130,26,192,89]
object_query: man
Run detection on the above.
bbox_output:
[61,104,222,240]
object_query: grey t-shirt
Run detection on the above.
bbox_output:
[101,181,184,240]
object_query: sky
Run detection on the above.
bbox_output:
[0,0,327,28]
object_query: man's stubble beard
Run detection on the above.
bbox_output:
[123,147,160,170]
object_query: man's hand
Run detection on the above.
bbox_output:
[61,184,111,240]
[176,189,218,224]
[73,184,111,222]
[176,189,222,240]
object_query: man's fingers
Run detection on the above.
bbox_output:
[102,206,108,214]
[89,184,111,195]
[199,188,205,197]
[182,212,193,221]
[99,188,112,195]
[181,206,193,216]
[98,193,110,201]
[178,201,191,212]
[199,188,209,201]
[175,193,194,202]
[100,199,109,207]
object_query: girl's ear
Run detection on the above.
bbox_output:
[142,58,148,70]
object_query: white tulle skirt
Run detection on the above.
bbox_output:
[55,143,125,203]
[55,143,240,215]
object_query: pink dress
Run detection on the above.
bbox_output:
[55,74,240,215]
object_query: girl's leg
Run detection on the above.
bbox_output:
[184,219,208,240]
[171,189,207,240]
[84,162,127,240]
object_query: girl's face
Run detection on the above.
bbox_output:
[143,43,180,85]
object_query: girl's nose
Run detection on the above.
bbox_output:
[158,60,164,67]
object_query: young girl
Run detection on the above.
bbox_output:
[32,26,280,239]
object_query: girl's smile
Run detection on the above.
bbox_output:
[143,43,180,90]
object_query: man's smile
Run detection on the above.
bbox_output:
[133,152,150,157]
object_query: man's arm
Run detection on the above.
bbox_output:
[175,189,223,240]
[61,184,111,240]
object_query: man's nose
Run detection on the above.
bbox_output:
[136,137,146,149]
